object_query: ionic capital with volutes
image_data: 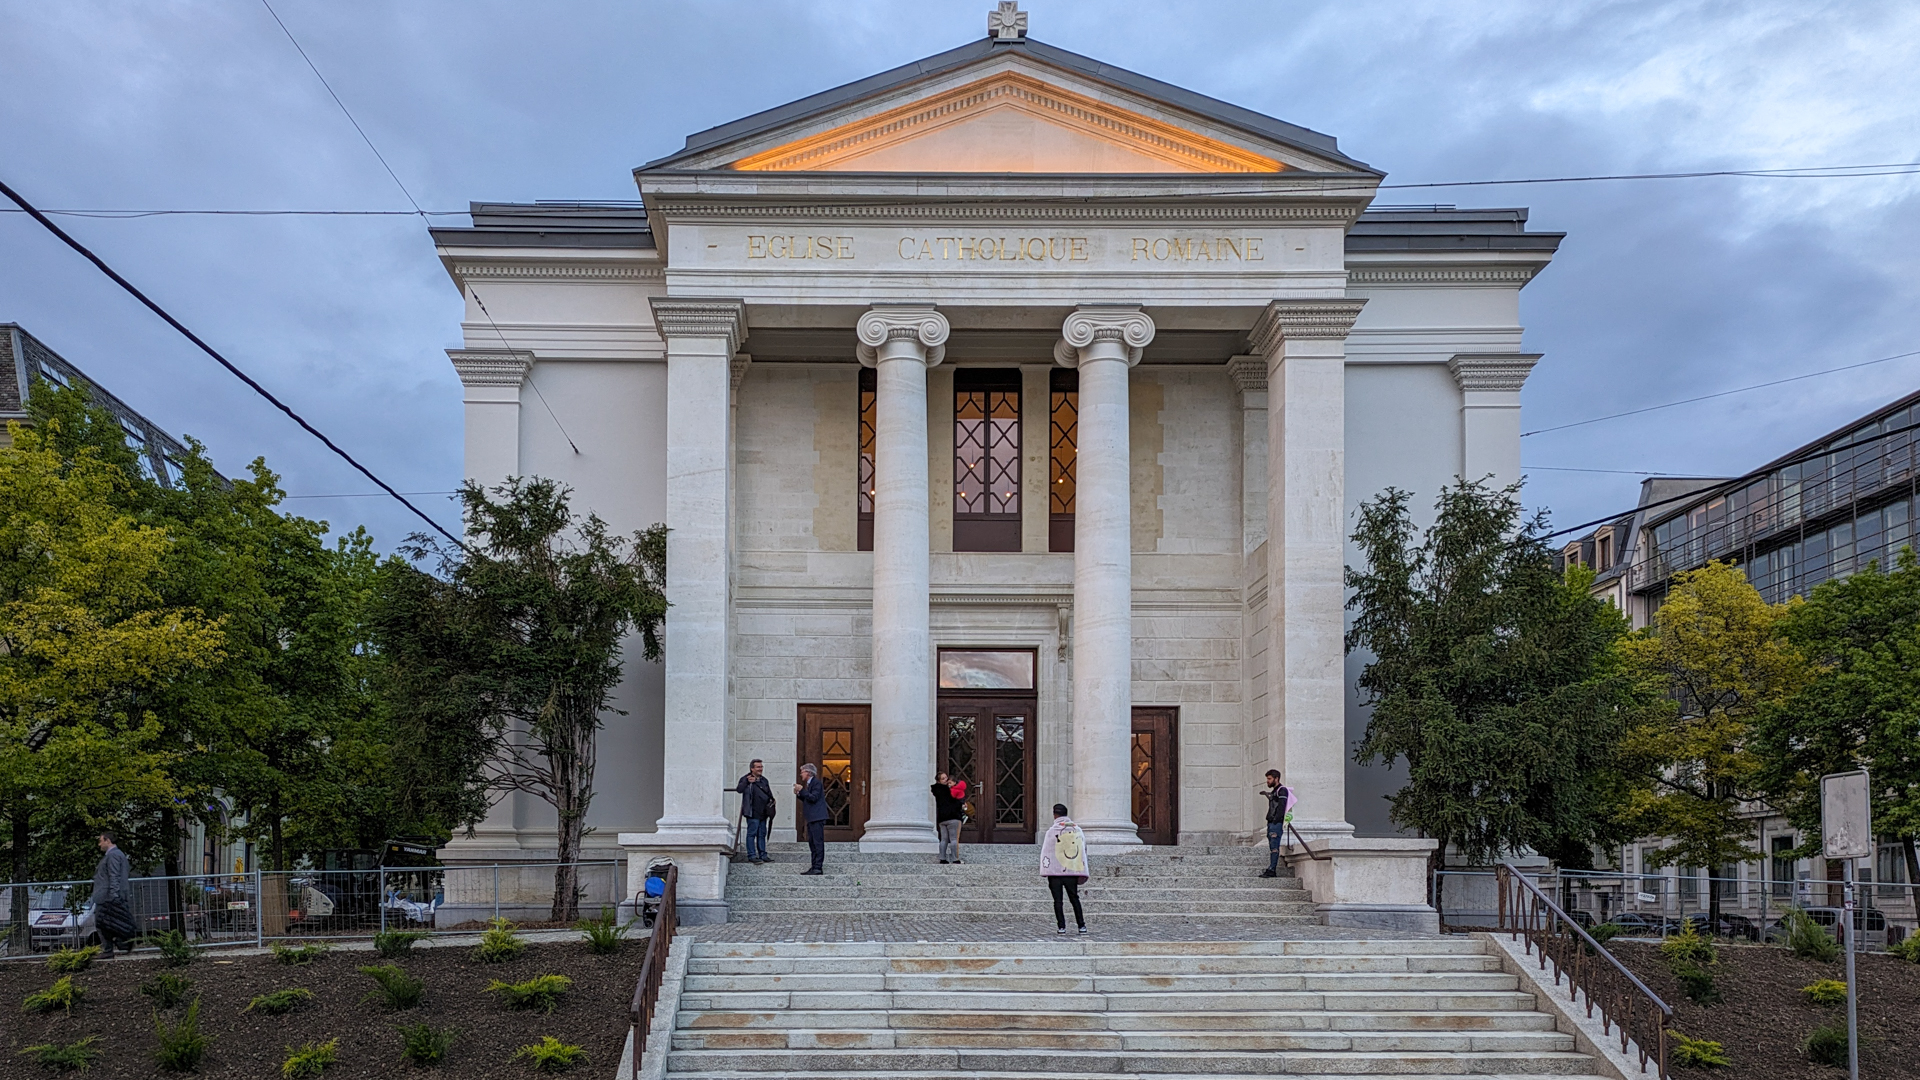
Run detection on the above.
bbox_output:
[1053,305,1156,367]
[856,304,949,367]
[1246,299,1368,357]
[650,297,747,354]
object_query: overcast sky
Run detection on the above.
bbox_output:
[3,0,1916,550]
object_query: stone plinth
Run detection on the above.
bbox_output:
[1292,835,1440,933]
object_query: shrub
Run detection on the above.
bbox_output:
[23,976,86,1015]
[1670,962,1723,1005]
[1889,933,1920,963]
[1802,978,1848,1006]
[487,974,573,1013]
[281,1039,338,1078]
[472,917,525,964]
[17,1036,101,1072]
[140,972,195,1009]
[575,909,632,955]
[47,946,99,974]
[1587,923,1625,945]
[153,930,198,968]
[1804,1021,1850,1067]
[270,942,331,966]
[1782,908,1841,962]
[513,1036,587,1072]
[374,930,430,959]
[1660,923,1717,967]
[360,964,425,1010]
[153,997,210,1073]
[247,988,316,1016]
[1671,1032,1731,1068]
[398,1023,458,1067]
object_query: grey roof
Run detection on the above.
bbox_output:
[1347,207,1564,254]
[429,202,654,249]
[2,323,206,485]
[642,36,1372,173]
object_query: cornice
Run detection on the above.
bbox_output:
[1247,298,1368,353]
[648,298,747,352]
[643,200,1366,225]
[1226,354,1267,394]
[451,261,662,281]
[1346,266,1540,286]
[447,349,532,387]
[1448,353,1542,393]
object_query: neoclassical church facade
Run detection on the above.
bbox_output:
[430,7,1561,926]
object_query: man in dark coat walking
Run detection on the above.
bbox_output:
[793,763,828,875]
[735,759,776,863]
[91,831,135,958]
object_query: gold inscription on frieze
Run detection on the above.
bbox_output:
[747,234,854,259]
[1130,236,1264,262]
[895,236,1090,262]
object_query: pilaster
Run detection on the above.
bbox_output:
[448,348,531,489]
[1448,353,1540,489]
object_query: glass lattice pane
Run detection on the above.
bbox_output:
[1131,732,1154,829]
[947,714,977,795]
[995,717,1026,826]
[858,380,876,516]
[956,387,1020,516]
[822,730,853,828]
[1051,388,1077,514]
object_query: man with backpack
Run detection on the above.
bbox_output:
[1259,770,1295,878]
[736,759,776,864]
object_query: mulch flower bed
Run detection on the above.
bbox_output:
[1608,940,1920,1078]
[2,939,643,1078]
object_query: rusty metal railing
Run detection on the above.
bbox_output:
[1497,863,1670,1078]
[627,863,678,1078]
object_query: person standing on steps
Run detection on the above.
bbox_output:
[1041,804,1089,934]
[91,831,134,959]
[736,759,776,864]
[932,771,967,864]
[794,763,828,875]
[1258,770,1296,878]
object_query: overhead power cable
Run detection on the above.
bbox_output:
[0,176,459,544]
[1523,348,1920,437]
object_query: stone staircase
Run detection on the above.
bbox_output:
[723,841,1318,921]
[667,936,1607,1078]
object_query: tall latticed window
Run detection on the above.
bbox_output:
[954,369,1021,552]
[1049,368,1077,552]
[857,367,875,552]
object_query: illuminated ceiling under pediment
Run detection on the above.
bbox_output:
[727,72,1283,174]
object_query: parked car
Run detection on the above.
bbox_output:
[1681,912,1760,941]
[1606,912,1672,935]
[23,887,98,952]
[1765,907,1889,948]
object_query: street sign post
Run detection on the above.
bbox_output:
[1821,770,1871,1080]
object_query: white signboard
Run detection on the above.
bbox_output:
[1821,770,1873,861]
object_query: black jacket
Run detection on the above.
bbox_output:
[1264,785,1293,825]
[932,783,967,822]
[737,774,776,820]
[798,775,829,824]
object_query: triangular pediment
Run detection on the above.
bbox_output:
[731,72,1279,174]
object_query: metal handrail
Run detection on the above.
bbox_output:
[1497,863,1671,1078]
[628,863,678,1078]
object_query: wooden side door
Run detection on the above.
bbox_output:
[796,705,871,843]
[1131,707,1179,845]
[938,698,1036,844]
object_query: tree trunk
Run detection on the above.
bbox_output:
[549,709,595,924]
[9,809,29,953]
[161,805,185,935]
[270,794,285,874]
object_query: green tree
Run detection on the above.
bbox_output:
[0,420,224,941]
[1346,480,1642,885]
[375,478,667,920]
[1752,549,1920,886]
[1616,561,1815,925]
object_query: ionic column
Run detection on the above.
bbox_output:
[857,304,948,852]
[1254,299,1366,842]
[1054,305,1154,849]
[625,298,744,924]
[1448,353,1540,489]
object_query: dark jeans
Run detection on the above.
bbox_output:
[1267,822,1286,871]
[1047,876,1084,929]
[744,817,770,861]
[805,820,826,871]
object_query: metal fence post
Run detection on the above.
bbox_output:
[379,868,387,937]
[493,865,500,922]
[255,867,263,949]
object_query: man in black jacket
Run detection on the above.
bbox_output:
[736,759,776,863]
[91,831,134,958]
[1259,770,1294,879]
[793,764,829,875]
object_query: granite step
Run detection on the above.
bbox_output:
[665,1048,1601,1075]
[679,1007,1560,1032]
[685,953,1498,975]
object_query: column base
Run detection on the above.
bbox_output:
[1291,836,1439,935]
[857,819,939,852]
[618,831,733,924]
[1287,818,1357,843]
[1078,818,1144,853]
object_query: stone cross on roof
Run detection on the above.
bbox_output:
[988,1,1028,41]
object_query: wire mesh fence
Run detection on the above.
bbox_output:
[1435,867,1918,951]
[1,860,624,960]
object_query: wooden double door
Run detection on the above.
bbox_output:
[795,705,870,842]
[938,696,1037,845]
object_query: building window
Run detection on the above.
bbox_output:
[1595,530,1614,571]
[1050,368,1077,552]
[954,369,1021,552]
[857,367,875,552]
[1771,835,1795,899]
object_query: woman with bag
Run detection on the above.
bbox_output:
[1040,804,1089,935]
